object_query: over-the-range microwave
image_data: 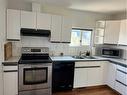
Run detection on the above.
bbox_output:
[101,48,122,58]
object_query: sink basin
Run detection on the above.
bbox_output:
[84,56,96,59]
[72,56,84,59]
[72,56,96,59]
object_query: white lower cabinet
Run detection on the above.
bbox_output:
[74,61,104,88]
[3,66,18,95]
[74,67,87,88]
[87,67,103,86]
[106,62,117,89]
[115,64,127,95]
[115,81,126,95]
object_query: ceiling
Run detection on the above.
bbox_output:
[17,0,126,14]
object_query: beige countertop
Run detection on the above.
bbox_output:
[2,56,20,66]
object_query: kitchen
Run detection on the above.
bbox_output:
[0,0,127,95]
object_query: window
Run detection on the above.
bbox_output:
[70,28,92,46]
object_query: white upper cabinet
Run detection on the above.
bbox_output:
[37,13,51,30]
[50,15,62,42]
[7,9,21,40]
[61,17,72,43]
[50,15,72,43]
[118,19,127,45]
[104,20,121,44]
[21,11,36,29]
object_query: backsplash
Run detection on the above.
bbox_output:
[12,36,91,57]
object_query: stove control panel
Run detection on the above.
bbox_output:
[22,47,49,54]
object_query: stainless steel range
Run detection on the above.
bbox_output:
[18,47,52,95]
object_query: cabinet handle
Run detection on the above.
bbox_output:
[116,80,127,87]
[117,69,127,74]
[4,70,18,72]
[75,66,101,69]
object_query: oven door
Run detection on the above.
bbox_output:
[19,63,52,91]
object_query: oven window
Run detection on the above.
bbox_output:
[23,67,48,85]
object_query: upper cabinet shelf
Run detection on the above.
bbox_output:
[94,20,105,45]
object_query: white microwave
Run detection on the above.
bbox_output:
[101,48,122,58]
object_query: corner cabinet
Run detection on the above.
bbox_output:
[3,66,18,95]
[104,20,121,44]
[21,11,36,29]
[7,9,21,40]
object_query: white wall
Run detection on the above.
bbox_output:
[7,0,32,11]
[41,5,111,28]
[0,0,7,94]
[110,12,126,20]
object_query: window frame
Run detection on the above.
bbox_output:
[70,28,93,47]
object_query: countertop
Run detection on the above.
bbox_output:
[2,56,20,66]
[51,56,127,67]
[2,55,127,67]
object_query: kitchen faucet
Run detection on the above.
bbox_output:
[79,51,90,56]
[79,51,87,56]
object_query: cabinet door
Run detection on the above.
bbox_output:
[37,13,51,30]
[104,20,121,44]
[74,68,87,88]
[106,62,116,89]
[115,81,126,95]
[87,66,103,86]
[118,19,127,45]
[50,15,62,42]
[61,17,72,43]
[21,11,36,29]
[7,9,20,40]
[4,72,18,95]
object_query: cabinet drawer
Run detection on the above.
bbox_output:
[75,61,101,67]
[75,62,88,67]
[3,66,18,71]
[115,81,126,95]
[117,65,127,73]
[116,70,127,85]
[86,61,101,66]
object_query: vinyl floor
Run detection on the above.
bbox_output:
[53,86,120,95]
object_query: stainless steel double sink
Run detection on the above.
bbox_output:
[72,56,96,59]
